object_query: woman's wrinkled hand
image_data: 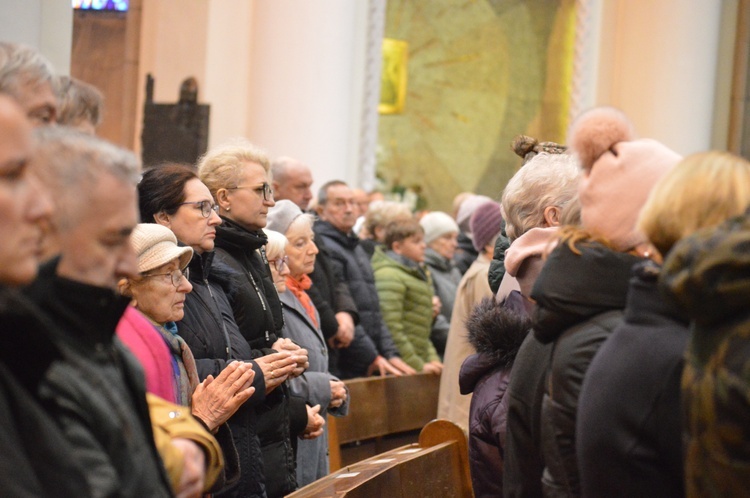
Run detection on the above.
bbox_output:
[255,351,297,393]
[191,361,255,431]
[301,404,325,440]
[328,379,347,409]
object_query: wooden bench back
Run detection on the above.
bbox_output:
[289,419,473,498]
[328,372,440,469]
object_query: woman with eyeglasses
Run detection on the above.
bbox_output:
[139,163,299,498]
[199,141,316,498]
[119,223,256,425]
[118,222,259,492]
[265,202,349,487]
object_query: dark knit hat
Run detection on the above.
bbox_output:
[470,200,503,252]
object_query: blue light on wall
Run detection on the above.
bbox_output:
[72,0,128,11]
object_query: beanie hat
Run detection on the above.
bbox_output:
[420,211,459,245]
[131,223,193,273]
[470,201,503,252]
[568,106,682,250]
[266,199,303,235]
[456,194,493,233]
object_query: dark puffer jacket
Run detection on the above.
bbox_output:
[577,261,688,498]
[459,293,530,498]
[0,286,92,497]
[314,220,399,375]
[213,219,308,498]
[660,212,750,497]
[307,242,369,378]
[453,231,479,275]
[531,242,641,498]
[178,250,267,498]
[26,260,173,497]
[424,248,462,356]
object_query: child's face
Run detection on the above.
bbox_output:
[395,233,426,263]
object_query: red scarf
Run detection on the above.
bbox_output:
[285,274,319,328]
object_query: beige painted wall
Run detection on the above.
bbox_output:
[134,0,369,194]
[595,0,723,155]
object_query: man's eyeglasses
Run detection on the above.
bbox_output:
[228,182,274,201]
[271,255,288,272]
[178,200,220,218]
[142,268,190,288]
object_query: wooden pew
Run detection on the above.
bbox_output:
[327,373,441,470]
[289,419,473,497]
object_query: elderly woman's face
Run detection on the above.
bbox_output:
[223,161,275,231]
[267,250,290,293]
[0,98,53,286]
[285,222,318,279]
[129,258,192,324]
[429,231,459,260]
[163,178,221,254]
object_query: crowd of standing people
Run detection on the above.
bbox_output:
[2,38,750,498]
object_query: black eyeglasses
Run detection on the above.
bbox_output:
[177,200,220,218]
[142,268,190,288]
[271,255,288,272]
[228,182,274,201]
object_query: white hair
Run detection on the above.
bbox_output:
[501,152,580,241]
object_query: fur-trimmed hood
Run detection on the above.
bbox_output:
[459,293,531,394]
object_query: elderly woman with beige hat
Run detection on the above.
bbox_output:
[119,223,261,494]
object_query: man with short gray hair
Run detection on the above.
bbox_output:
[24,128,173,497]
[0,42,57,126]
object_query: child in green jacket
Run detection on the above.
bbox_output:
[372,218,443,375]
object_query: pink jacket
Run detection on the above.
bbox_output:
[116,306,177,403]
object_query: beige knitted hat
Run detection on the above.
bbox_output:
[131,223,193,273]
[420,211,459,245]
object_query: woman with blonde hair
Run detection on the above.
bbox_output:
[578,151,750,498]
[198,140,316,497]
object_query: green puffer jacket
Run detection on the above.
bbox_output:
[660,211,750,498]
[371,248,440,371]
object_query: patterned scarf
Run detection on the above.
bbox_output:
[158,321,200,407]
[285,274,318,328]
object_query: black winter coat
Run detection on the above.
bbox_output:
[307,242,371,379]
[213,219,307,498]
[453,231,479,275]
[25,260,173,498]
[459,293,530,498]
[314,220,399,376]
[531,242,641,497]
[177,250,267,498]
[577,261,688,498]
[502,333,552,498]
[0,286,92,497]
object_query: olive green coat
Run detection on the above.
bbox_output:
[371,248,439,371]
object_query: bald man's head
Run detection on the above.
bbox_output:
[271,156,313,210]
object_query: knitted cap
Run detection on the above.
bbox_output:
[456,194,493,233]
[266,199,303,235]
[131,223,193,273]
[470,201,503,252]
[420,211,459,245]
[569,107,682,250]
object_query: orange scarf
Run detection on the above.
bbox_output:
[285,274,319,328]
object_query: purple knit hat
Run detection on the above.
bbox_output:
[469,200,503,252]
